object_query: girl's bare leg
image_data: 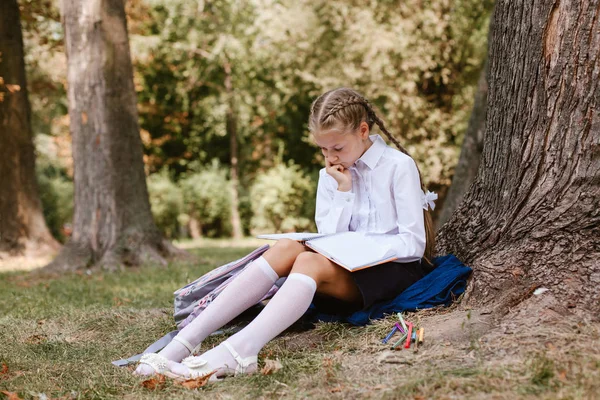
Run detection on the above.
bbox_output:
[291,251,362,303]
[261,238,307,277]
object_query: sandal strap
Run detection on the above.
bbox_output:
[139,353,168,373]
[172,336,201,355]
[222,341,257,374]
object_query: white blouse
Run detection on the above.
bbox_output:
[315,135,427,263]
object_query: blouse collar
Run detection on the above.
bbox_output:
[355,135,387,170]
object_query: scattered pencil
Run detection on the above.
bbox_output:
[397,312,408,333]
[391,333,407,350]
[395,322,405,334]
[383,315,424,350]
[382,325,399,344]
[404,322,413,349]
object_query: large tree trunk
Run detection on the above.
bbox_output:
[46,0,183,271]
[224,59,243,239]
[0,0,60,258]
[437,1,600,314]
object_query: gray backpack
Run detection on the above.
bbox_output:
[113,244,282,366]
[174,244,283,329]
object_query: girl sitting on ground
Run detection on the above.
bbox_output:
[136,87,436,380]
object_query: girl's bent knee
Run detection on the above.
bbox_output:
[264,240,306,277]
[271,238,305,254]
[291,252,329,283]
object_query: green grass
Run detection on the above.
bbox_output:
[1,243,599,399]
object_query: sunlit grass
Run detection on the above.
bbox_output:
[0,242,598,399]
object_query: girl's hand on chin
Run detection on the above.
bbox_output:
[326,159,352,192]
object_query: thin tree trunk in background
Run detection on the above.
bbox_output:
[224,59,243,239]
[0,0,59,257]
[46,0,184,271]
[437,58,488,229]
[437,1,600,313]
[188,217,201,239]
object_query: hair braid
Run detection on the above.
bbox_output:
[362,99,436,261]
[321,95,365,122]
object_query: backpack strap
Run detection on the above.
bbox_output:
[111,330,178,367]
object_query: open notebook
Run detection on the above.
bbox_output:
[256,231,398,272]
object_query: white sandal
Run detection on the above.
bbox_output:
[137,353,176,377]
[136,336,201,377]
[221,341,258,376]
[171,336,202,356]
[172,341,258,381]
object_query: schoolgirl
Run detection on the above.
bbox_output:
[136,87,436,380]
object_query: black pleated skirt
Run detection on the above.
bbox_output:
[311,258,435,316]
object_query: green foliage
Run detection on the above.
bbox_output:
[256,0,494,185]
[250,162,316,233]
[24,0,494,238]
[21,0,69,141]
[130,0,493,195]
[180,161,232,238]
[36,174,73,243]
[147,171,184,239]
[35,134,73,242]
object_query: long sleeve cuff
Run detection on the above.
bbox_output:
[316,190,355,234]
[333,189,355,205]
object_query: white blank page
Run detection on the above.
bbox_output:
[308,232,393,269]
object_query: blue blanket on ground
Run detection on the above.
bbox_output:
[308,254,472,326]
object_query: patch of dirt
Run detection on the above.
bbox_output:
[278,330,327,352]
[291,291,599,398]
[0,255,55,273]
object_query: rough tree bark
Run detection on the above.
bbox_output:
[437,1,600,314]
[46,0,183,271]
[0,0,60,257]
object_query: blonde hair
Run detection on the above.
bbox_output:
[309,88,436,262]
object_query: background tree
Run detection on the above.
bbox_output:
[437,1,600,313]
[0,0,59,257]
[46,0,182,271]
[437,58,488,228]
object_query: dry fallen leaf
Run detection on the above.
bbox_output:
[14,281,31,288]
[0,391,22,400]
[260,359,283,375]
[0,363,8,376]
[329,386,343,393]
[140,375,166,391]
[25,334,47,345]
[174,372,215,389]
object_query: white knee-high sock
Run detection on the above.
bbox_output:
[136,256,279,375]
[171,273,316,377]
[228,273,317,356]
[176,255,279,351]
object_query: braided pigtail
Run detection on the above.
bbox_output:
[362,100,436,262]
